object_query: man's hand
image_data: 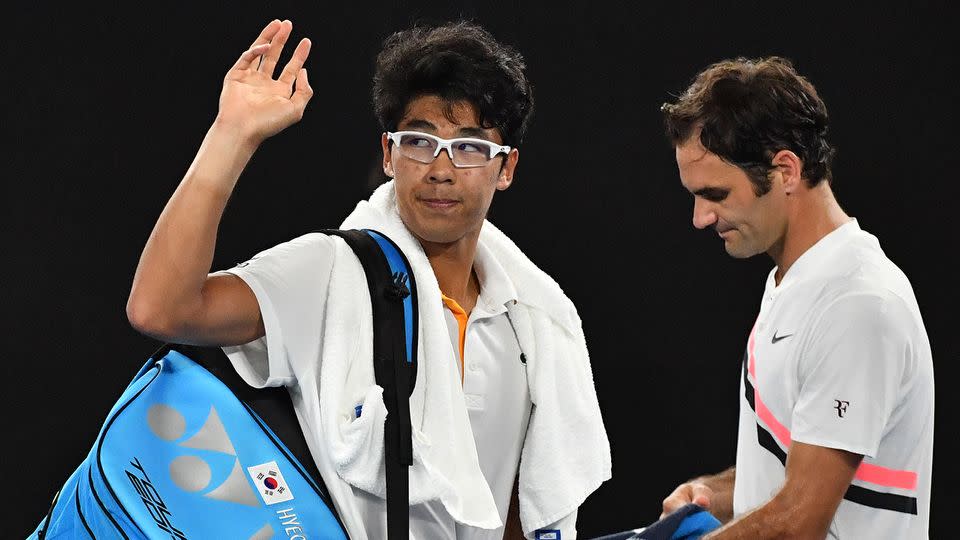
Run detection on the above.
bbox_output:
[661,467,735,522]
[217,19,314,145]
[662,480,715,517]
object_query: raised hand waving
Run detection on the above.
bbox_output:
[218,19,313,144]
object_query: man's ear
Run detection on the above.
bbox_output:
[771,149,803,194]
[381,133,395,177]
[497,148,520,190]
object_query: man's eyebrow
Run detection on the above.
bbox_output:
[693,186,729,198]
[455,126,487,138]
[401,119,437,132]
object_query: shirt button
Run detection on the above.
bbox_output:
[468,363,480,372]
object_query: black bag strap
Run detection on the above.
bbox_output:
[321,228,418,540]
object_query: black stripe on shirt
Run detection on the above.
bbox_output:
[756,422,786,464]
[753,420,918,515]
[844,484,918,515]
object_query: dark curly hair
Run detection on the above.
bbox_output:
[372,20,534,147]
[661,56,836,195]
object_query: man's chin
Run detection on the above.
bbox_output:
[723,241,756,259]
[409,224,467,246]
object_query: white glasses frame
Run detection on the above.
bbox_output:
[386,131,511,168]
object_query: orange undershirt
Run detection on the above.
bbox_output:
[440,293,468,385]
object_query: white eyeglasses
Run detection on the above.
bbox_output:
[387,131,511,168]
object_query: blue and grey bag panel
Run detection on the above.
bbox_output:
[30,348,348,539]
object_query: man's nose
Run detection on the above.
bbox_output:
[427,146,456,183]
[692,198,718,230]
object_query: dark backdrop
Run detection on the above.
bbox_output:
[5,2,955,537]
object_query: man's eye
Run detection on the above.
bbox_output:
[456,142,485,153]
[404,137,432,147]
[699,190,729,202]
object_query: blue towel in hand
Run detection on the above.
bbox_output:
[589,503,721,540]
[639,503,721,540]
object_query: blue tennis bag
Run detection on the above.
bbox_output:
[30,346,349,539]
[31,228,421,539]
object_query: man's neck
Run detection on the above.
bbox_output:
[770,182,850,285]
[420,234,481,315]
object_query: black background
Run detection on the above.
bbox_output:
[5,2,955,538]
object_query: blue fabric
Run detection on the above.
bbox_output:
[641,503,720,540]
[588,503,721,540]
[669,506,722,539]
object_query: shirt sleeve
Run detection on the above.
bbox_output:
[218,232,337,388]
[790,292,911,458]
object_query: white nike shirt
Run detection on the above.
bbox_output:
[734,219,934,539]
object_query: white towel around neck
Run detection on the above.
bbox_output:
[320,180,611,534]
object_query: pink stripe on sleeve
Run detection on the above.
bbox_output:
[854,462,918,490]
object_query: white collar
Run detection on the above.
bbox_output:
[767,218,861,291]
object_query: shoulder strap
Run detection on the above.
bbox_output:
[321,228,418,540]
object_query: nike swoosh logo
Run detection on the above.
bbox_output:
[771,332,794,344]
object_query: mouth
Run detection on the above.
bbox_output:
[716,227,734,238]
[419,197,460,210]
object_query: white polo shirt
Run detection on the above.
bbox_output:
[733,219,934,539]
[428,240,533,539]
[221,233,534,539]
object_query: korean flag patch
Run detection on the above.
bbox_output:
[247,460,294,505]
[535,530,561,540]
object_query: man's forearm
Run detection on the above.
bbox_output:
[703,489,799,539]
[127,120,258,332]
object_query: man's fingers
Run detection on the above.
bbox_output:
[258,19,293,77]
[691,484,713,507]
[290,68,314,113]
[661,481,714,519]
[230,43,272,72]
[278,38,311,86]
[248,19,281,50]
[229,20,281,73]
[661,489,691,518]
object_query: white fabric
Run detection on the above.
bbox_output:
[222,180,610,539]
[733,219,934,539]
[440,242,534,539]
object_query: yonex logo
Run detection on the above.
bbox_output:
[145,402,275,537]
[146,403,260,507]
